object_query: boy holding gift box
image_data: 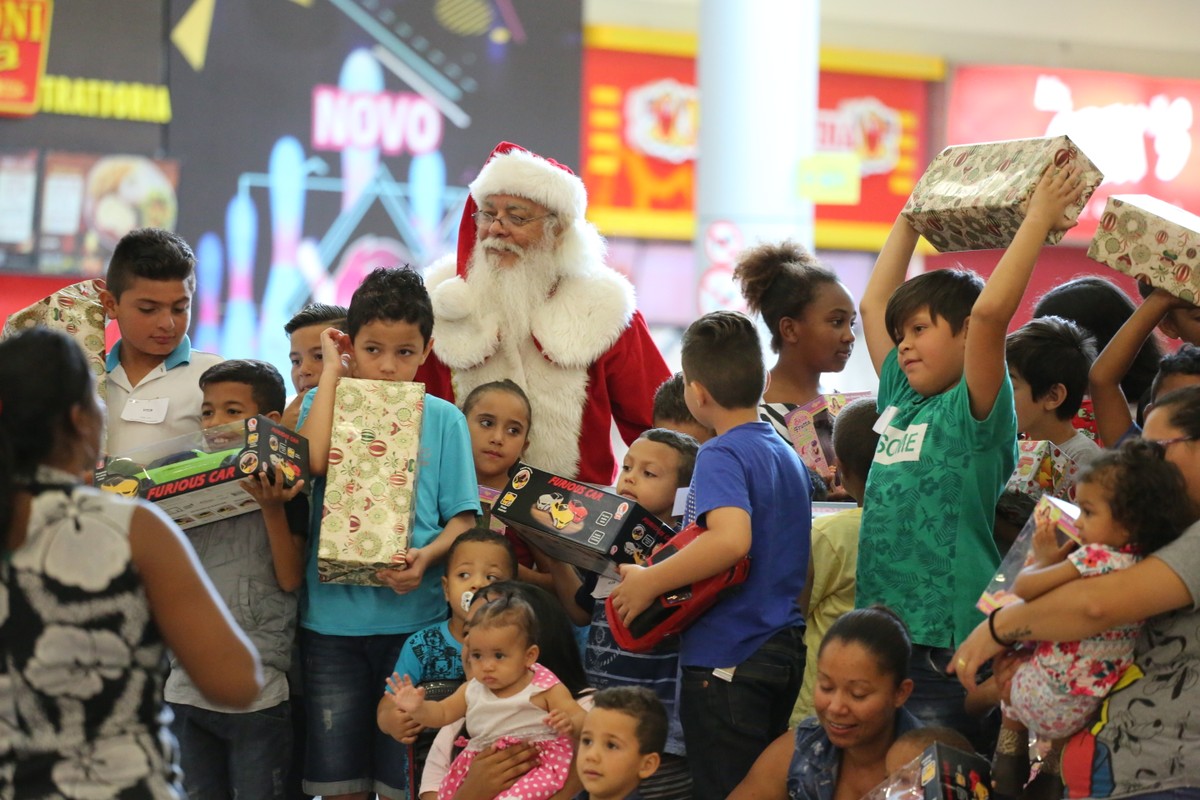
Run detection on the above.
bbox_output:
[609,310,811,800]
[168,359,307,800]
[100,228,222,454]
[298,267,479,800]
[855,164,1086,752]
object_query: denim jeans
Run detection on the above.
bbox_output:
[171,701,292,800]
[907,645,999,756]
[301,630,409,799]
[679,626,805,800]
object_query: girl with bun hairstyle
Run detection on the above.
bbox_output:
[736,241,857,495]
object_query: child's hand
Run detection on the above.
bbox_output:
[1030,514,1076,567]
[376,547,426,595]
[608,564,658,626]
[1025,162,1086,232]
[386,672,425,714]
[240,468,305,509]
[320,326,354,377]
[544,708,575,739]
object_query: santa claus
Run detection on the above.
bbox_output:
[418,142,670,485]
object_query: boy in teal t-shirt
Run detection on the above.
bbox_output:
[298,267,479,800]
[855,163,1087,751]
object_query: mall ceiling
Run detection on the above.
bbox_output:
[584,0,1200,79]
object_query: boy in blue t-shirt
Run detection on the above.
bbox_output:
[298,267,479,800]
[610,310,811,800]
[855,163,1086,750]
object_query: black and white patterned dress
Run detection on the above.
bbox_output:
[0,468,183,800]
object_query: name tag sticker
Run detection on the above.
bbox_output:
[875,422,928,465]
[672,487,689,516]
[121,397,168,424]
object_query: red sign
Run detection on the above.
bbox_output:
[949,65,1200,242]
[0,0,52,116]
[580,43,930,250]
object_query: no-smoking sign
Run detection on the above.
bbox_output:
[704,220,743,266]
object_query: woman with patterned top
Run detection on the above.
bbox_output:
[0,328,261,799]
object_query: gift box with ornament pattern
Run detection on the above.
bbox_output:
[903,135,1103,253]
[1088,194,1200,303]
[319,378,424,586]
[2,279,108,399]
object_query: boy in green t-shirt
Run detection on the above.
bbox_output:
[856,164,1086,751]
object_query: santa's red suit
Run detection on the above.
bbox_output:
[416,143,670,485]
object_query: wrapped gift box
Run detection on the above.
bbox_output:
[319,379,424,586]
[492,462,674,579]
[1004,439,1081,501]
[2,279,109,398]
[978,495,1080,613]
[95,415,308,530]
[1087,194,1200,303]
[785,392,872,476]
[902,135,1103,253]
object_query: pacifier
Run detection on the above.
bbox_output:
[460,590,474,613]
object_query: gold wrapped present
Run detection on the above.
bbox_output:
[2,279,108,398]
[1088,194,1200,303]
[903,135,1103,253]
[319,379,424,586]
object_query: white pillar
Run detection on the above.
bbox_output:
[694,0,820,314]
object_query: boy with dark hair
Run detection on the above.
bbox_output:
[610,310,811,800]
[1006,316,1101,466]
[545,425,700,799]
[100,227,221,454]
[653,372,714,444]
[793,395,879,722]
[282,302,348,430]
[297,266,479,800]
[169,358,306,800]
[575,687,668,800]
[199,359,288,421]
[856,164,1086,749]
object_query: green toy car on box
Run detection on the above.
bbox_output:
[96,416,309,529]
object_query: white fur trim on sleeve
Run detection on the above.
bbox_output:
[532,266,635,368]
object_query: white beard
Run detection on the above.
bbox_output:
[466,235,562,340]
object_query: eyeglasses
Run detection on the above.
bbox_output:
[471,210,555,230]
[1152,435,1198,448]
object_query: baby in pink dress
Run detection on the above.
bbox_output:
[390,593,585,800]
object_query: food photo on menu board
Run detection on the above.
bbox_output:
[0,149,39,273]
[38,152,179,276]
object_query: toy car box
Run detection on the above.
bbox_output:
[917,743,992,800]
[861,742,992,800]
[492,462,675,579]
[95,415,308,530]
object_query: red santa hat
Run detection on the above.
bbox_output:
[454,141,588,277]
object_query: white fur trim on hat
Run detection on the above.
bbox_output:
[469,149,587,223]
